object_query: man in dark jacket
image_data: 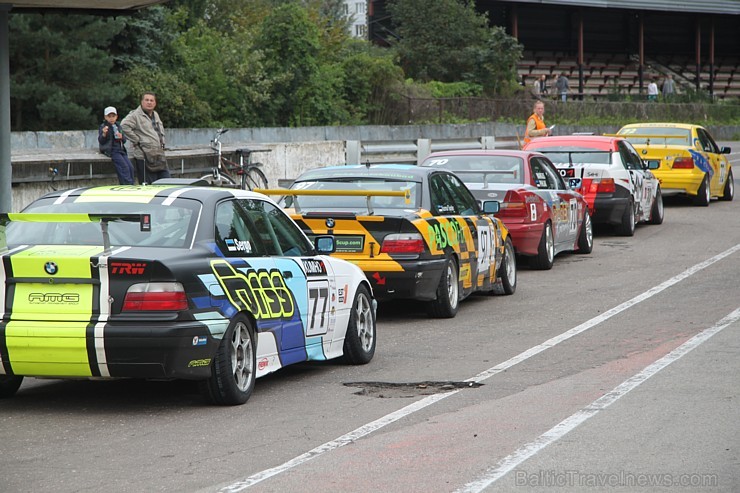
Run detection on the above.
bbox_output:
[98,106,135,185]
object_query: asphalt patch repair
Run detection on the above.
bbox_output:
[345,381,483,398]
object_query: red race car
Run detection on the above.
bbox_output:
[421,150,592,270]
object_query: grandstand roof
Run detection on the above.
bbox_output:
[506,0,740,15]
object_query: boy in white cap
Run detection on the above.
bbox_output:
[98,106,135,185]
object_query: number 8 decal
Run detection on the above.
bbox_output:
[530,203,537,221]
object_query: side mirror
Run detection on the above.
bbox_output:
[721,146,731,154]
[482,200,500,214]
[314,235,336,254]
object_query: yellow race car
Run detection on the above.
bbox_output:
[616,123,733,205]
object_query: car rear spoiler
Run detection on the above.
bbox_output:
[254,188,411,215]
[450,169,518,188]
[0,213,151,252]
[603,133,689,145]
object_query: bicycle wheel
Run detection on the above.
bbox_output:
[243,166,268,191]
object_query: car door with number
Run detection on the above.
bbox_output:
[529,156,580,249]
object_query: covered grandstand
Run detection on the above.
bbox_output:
[369,0,740,100]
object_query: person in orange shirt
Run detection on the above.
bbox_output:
[524,100,551,145]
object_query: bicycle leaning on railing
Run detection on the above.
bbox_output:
[201,128,270,190]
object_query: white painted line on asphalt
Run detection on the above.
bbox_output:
[216,244,740,492]
[455,305,740,493]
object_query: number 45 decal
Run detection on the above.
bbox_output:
[307,281,331,336]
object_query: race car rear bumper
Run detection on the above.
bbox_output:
[1,320,220,381]
[363,258,447,302]
[590,191,631,226]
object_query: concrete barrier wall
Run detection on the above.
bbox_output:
[10,122,740,211]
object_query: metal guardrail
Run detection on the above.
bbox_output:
[345,135,520,165]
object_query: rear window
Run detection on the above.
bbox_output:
[422,155,524,186]
[530,147,611,165]
[619,127,691,146]
[7,198,200,248]
[282,179,421,212]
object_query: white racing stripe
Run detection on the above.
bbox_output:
[456,306,740,493]
[216,243,740,492]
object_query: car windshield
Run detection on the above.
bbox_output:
[619,127,691,146]
[531,147,611,165]
[5,198,200,248]
[424,155,524,186]
[282,179,421,212]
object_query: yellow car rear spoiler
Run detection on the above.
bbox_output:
[254,188,411,215]
[604,133,690,145]
[0,213,150,251]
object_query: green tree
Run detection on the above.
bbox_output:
[387,0,488,82]
[254,3,323,126]
[470,26,523,96]
[9,13,128,130]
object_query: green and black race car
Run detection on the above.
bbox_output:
[261,164,517,319]
[0,184,376,405]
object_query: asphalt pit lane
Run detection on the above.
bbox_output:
[345,381,483,398]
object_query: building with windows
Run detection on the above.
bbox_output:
[345,0,368,38]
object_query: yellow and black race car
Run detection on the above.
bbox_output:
[0,184,376,405]
[262,164,517,318]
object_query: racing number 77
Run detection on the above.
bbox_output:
[307,283,329,336]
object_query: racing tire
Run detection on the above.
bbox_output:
[692,175,710,206]
[615,199,636,236]
[492,237,517,296]
[719,170,734,202]
[576,210,593,254]
[200,314,256,406]
[243,167,269,191]
[0,375,23,398]
[530,222,554,270]
[427,256,460,319]
[342,285,376,365]
[648,188,664,225]
[200,173,237,188]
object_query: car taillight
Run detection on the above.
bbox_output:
[381,233,425,254]
[586,178,615,194]
[497,191,528,218]
[122,282,188,311]
[672,157,694,169]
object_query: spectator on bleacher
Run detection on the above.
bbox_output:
[539,74,549,96]
[555,73,570,102]
[524,100,552,145]
[662,74,675,100]
[531,78,541,99]
[98,106,135,185]
[647,79,659,102]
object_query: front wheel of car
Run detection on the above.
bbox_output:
[200,315,256,406]
[493,237,517,295]
[530,222,554,270]
[720,170,734,202]
[342,285,376,365]
[427,256,459,319]
[577,210,593,254]
[648,188,665,225]
[615,200,636,236]
[693,175,711,206]
[0,375,23,398]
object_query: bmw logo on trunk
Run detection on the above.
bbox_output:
[325,218,335,229]
[44,262,58,275]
